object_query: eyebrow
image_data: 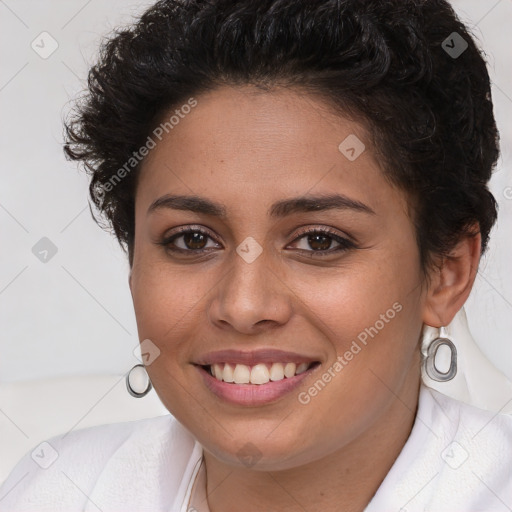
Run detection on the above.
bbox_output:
[147,193,376,218]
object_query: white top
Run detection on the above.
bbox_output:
[1,383,511,512]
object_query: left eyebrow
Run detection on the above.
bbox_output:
[270,194,376,217]
[147,193,376,218]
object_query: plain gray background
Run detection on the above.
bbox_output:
[1,0,511,383]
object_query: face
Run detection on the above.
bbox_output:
[129,85,427,470]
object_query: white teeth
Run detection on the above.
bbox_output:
[209,361,313,384]
[296,362,308,374]
[233,364,250,384]
[269,362,284,381]
[213,363,223,381]
[250,364,270,384]
[223,363,235,383]
[284,362,297,378]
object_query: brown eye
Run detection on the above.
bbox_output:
[181,231,208,250]
[158,227,219,254]
[289,228,356,256]
[304,233,332,251]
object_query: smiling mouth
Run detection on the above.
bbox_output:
[200,361,321,385]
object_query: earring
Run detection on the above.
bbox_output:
[126,364,153,398]
[424,326,457,382]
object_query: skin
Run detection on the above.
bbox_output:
[128,85,481,512]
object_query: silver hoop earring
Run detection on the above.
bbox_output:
[126,364,153,398]
[424,327,457,382]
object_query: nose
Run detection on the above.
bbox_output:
[207,246,293,335]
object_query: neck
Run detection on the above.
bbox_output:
[203,363,421,512]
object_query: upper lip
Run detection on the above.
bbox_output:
[194,349,319,366]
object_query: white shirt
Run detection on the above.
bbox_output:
[0,383,511,512]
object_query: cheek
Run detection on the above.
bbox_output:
[130,259,231,379]
[131,262,206,332]
[129,265,208,417]
[292,245,423,399]
[294,251,420,342]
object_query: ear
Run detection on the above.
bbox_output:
[422,227,481,328]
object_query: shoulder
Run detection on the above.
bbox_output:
[411,386,512,510]
[0,414,199,512]
[425,385,512,452]
[367,385,512,512]
[427,386,512,475]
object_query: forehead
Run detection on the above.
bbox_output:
[136,85,407,220]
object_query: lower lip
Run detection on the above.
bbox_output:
[195,364,319,406]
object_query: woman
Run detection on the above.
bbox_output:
[1,0,511,511]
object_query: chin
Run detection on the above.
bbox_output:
[199,426,325,471]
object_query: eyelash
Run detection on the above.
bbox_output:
[157,225,356,257]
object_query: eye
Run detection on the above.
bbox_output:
[157,226,219,255]
[288,227,356,256]
[157,225,356,257]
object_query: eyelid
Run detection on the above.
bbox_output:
[159,225,218,243]
[158,224,356,256]
[290,224,357,244]
[287,226,356,255]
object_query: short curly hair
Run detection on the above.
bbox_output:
[63,0,500,274]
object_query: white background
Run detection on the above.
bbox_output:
[1,0,511,384]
